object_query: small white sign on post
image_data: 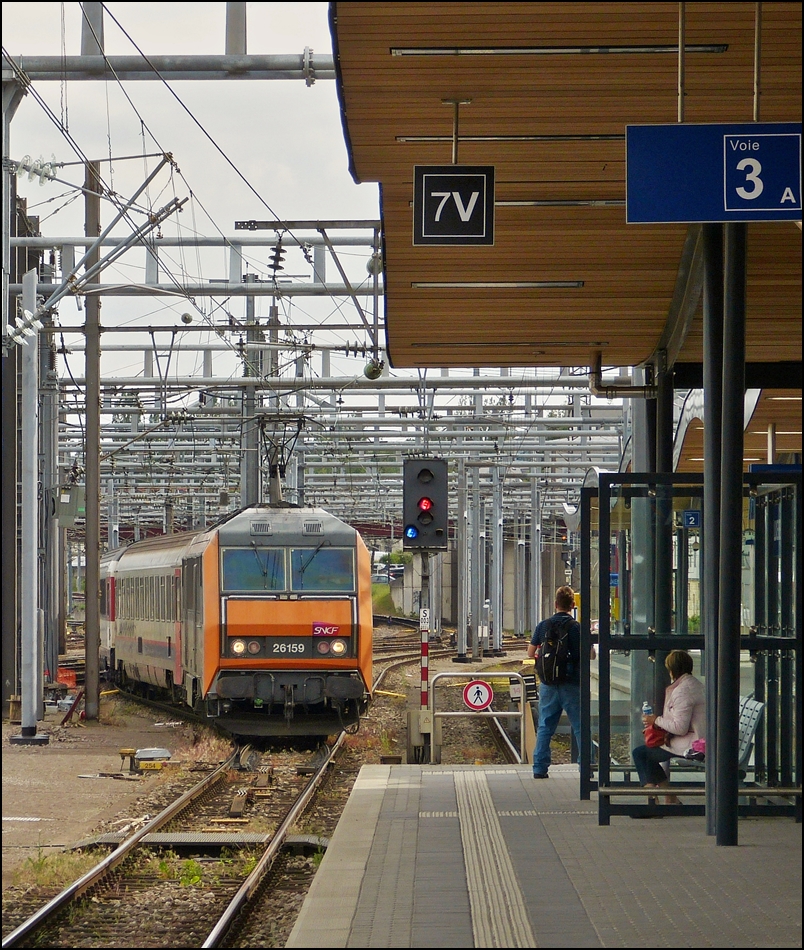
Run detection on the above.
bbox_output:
[419,608,430,632]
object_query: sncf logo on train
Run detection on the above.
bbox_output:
[313,623,341,637]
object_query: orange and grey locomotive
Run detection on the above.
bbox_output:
[100,505,373,737]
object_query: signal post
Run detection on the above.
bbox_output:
[402,458,448,763]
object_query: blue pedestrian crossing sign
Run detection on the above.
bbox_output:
[627,122,801,223]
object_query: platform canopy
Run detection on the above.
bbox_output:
[329,1,801,463]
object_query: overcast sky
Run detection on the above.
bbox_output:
[3,2,378,223]
[3,2,383,381]
[3,2,586,407]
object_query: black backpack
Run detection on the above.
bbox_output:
[536,617,572,686]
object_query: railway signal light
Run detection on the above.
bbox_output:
[403,457,448,550]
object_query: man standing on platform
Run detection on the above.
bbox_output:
[527,585,593,778]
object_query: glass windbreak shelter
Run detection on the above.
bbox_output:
[579,471,801,822]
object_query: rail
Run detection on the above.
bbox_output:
[2,750,239,949]
[202,732,347,948]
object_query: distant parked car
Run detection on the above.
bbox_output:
[371,573,388,584]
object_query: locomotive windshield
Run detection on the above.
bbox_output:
[291,546,354,591]
[222,547,285,591]
[221,545,355,592]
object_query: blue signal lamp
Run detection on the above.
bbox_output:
[404,525,419,539]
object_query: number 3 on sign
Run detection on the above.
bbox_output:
[724,133,801,212]
[735,157,764,199]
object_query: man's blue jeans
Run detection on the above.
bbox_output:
[533,682,582,776]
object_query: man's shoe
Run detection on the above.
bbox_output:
[532,772,549,779]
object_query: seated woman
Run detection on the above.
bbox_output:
[632,649,706,806]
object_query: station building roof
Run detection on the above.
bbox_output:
[329,1,802,468]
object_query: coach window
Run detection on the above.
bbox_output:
[291,547,354,591]
[222,547,286,591]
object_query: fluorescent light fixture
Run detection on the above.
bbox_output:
[407,198,623,208]
[411,340,609,348]
[768,396,802,400]
[693,457,765,462]
[496,199,625,207]
[411,280,583,289]
[396,133,624,143]
[391,44,728,56]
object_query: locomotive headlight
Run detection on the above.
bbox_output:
[247,640,261,655]
[316,640,331,655]
[231,639,247,655]
[330,638,348,656]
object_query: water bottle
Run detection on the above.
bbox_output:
[641,701,652,717]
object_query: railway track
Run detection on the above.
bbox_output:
[4,648,531,948]
[2,740,348,949]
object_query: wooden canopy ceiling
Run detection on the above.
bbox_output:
[330,1,801,468]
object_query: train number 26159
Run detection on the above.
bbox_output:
[271,641,307,654]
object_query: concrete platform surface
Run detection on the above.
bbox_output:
[287,763,802,949]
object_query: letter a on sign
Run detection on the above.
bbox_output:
[413,165,495,245]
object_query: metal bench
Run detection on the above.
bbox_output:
[598,696,801,818]
[671,694,764,779]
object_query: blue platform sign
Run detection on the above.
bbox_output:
[626,122,801,223]
[682,510,701,529]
